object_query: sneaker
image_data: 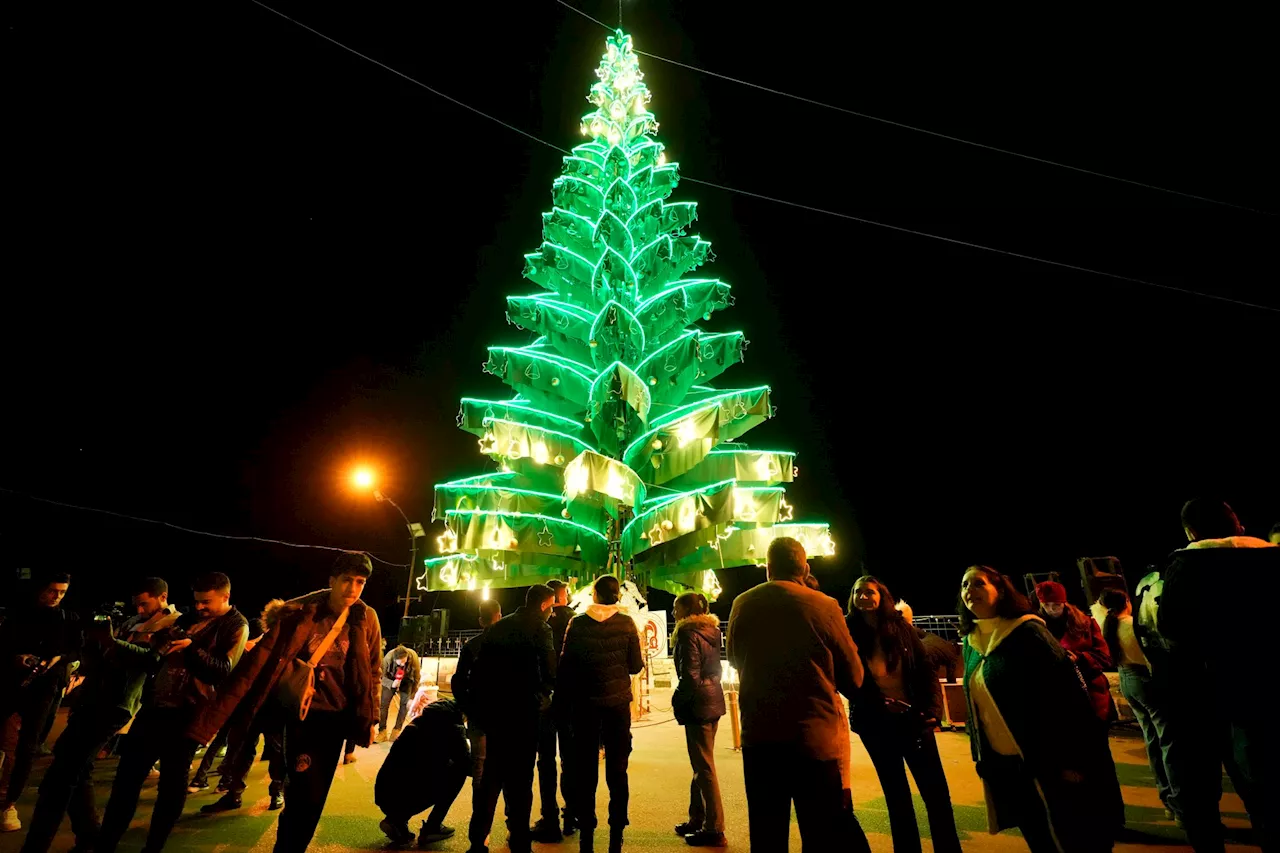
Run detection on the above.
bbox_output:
[269,792,285,811]
[530,819,562,842]
[418,824,455,846]
[1,806,21,832]
[380,818,415,845]
[186,779,210,794]
[215,781,230,794]
[343,753,357,765]
[685,831,726,847]
[391,727,403,742]
[200,794,242,814]
[376,729,391,744]
[674,823,695,836]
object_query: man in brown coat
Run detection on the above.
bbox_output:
[727,538,870,852]
[187,552,382,853]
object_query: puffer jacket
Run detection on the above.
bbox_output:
[671,613,725,725]
[558,604,644,709]
[186,590,381,748]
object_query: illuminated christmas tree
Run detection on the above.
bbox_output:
[419,29,834,599]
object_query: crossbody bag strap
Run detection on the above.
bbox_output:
[307,607,349,667]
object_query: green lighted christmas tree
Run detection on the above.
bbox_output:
[419,29,834,599]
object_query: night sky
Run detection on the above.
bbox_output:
[4,3,1275,629]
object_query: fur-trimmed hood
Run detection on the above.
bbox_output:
[261,589,333,630]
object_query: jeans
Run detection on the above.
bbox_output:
[858,714,961,853]
[741,743,871,853]
[96,707,199,853]
[379,686,411,732]
[537,709,574,823]
[20,706,132,853]
[1226,719,1274,852]
[190,725,230,785]
[467,717,539,850]
[221,711,286,797]
[0,683,61,807]
[571,703,632,832]
[1120,665,1175,812]
[275,710,350,853]
[683,720,724,834]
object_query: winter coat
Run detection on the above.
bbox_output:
[672,613,725,725]
[846,615,943,731]
[548,604,574,656]
[727,579,863,761]
[375,698,469,818]
[450,631,486,721]
[558,604,644,710]
[1161,535,1279,723]
[962,615,1114,851]
[382,645,421,693]
[77,606,179,717]
[469,606,556,729]
[186,590,382,749]
[1046,610,1115,723]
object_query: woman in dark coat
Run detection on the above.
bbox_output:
[959,565,1115,853]
[847,577,961,853]
[670,593,727,848]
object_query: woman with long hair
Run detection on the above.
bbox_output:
[959,565,1114,852]
[670,593,727,847]
[846,576,961,853]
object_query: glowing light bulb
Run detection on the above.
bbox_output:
[533,442,550,465]
[676,419,697,448]
[565,461,589,499]
[466,574,477,591]
[657,152,667,166]
[754,455,777,480]
[481,583,491,601]
[651,438,663,450]
[605,469,626,501]
[678,500,696,532]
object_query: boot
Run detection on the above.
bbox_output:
[608,827,623,853]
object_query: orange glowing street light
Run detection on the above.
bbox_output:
[352,467,376,490]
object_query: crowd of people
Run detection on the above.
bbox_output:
[0,497,1276,853]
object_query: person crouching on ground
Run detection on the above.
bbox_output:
[376,698,469,848]
[186,552,382,853]
[670,592,726,848]
[558,575,644,853]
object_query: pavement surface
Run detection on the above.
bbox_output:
[0,691,1258,852]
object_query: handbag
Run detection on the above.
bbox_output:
[278,607,349,721]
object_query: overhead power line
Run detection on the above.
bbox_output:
[553,0,1272,216]
[247,0,1278,314]
[1,486,412,568]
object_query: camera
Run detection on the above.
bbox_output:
[94,601,127,628]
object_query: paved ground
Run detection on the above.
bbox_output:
[1,691,1258,852]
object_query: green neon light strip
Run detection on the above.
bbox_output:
[561,156,603,174]
[423,553,478,567]
[488,347,594,382]
[589,301,646,352]
[635,330,695,372]
[635,279,727,313]
[625,198,662,228]
[624,477,739,536]
[513,295,594,322]
[460,398,584,430]
[773,523,831,531]
[437,470,518,488]
[439,484,567,503]
[622,385,771,460]
[445,509,608,542]
[549,206,597,235]
[593,246,639,290]
[540,242,596,275]
[708,448,796,457]
[553,175,605,201]
[482,418,598,453]
[699,331,744,341]
[632,234,673,265]
[691,385,717,392]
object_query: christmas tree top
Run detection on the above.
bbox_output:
[419,30,834,599]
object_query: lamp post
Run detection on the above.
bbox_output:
[352,468,423,620]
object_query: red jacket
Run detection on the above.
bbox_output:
[1055,613,1115,722]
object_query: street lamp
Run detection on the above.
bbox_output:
[351,468,424,619]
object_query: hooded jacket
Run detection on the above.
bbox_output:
[558,604,644,709]
[375,698,469,818]
[1160,535,1279,721]
[671,613,725,725]
[186,590,381,748]
[381,645,421,692]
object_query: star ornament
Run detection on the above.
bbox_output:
[778,498,795,523]
[478,432,497,454]
[648,523,665,545]
[537,523,554,548]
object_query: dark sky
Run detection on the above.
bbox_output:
[3,3,1275,626]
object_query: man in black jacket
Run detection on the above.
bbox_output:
[558,575,643,853]
[20,577,175,853]
[1159,498,1279,852]
[96,572,248,853]
[376,698,469,847]
[532,579,577,841]
[466,585,556,853]
[451,599,501,798]
[1,571,80,834]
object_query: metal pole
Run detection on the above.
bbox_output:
[375,491,417,620]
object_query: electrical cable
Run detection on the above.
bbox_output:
[0,485,412,568]
[552,0,1272,217]
[246,0,1277,314]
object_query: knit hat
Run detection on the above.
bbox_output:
[1035,580,1067,604]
